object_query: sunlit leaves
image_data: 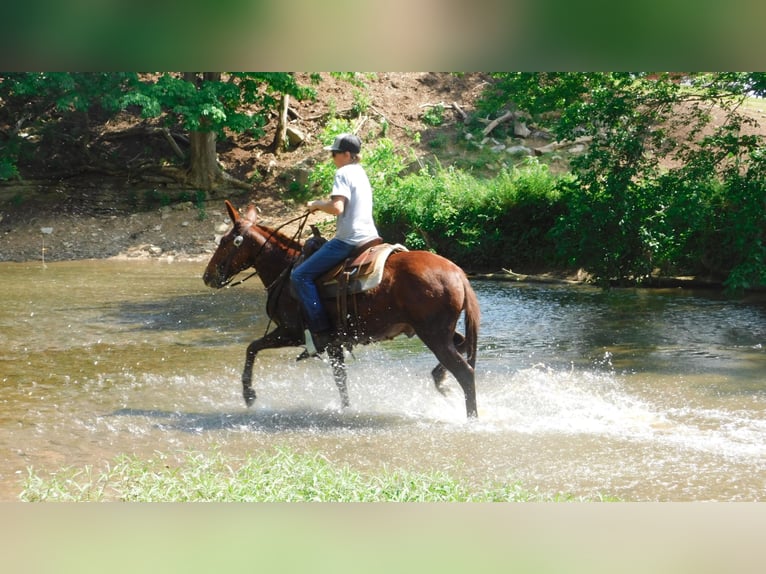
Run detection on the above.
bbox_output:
[477,72,766,288]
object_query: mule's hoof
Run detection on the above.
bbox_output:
[243,387,256,407]
[295,349,313,361]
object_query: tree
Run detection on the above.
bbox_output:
[120,72,318,189]
[0,72,139,179]
[478,72,766,289]
[0,72,317,188]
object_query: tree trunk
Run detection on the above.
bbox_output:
[273,93,290,155]
[187,129,220,189]
[184,72,223,190]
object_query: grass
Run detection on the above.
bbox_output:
[19,448,617,502]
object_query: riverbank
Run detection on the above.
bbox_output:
[0,189,299,264]
[1,196,733,290]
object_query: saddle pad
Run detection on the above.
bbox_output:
[319,243,408,297]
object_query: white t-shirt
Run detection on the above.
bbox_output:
[331,162,379,244]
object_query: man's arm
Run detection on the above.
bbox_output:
[307,195,346,216]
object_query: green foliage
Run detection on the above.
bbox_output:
[374,158,565,269]
[0,73,140,178]
[306,120,408,200]
[0,138,20,180]
[363,137,409,189]
[2,72,764,290]
[422,103,445,126]
[352,88,372,115]
[479,72,766,289]
[120,72,316,138]
[0,72,139,116]
[20,448,607,502]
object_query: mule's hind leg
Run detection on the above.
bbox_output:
[327,344,350,409]
[423,333,477,418]
[431,332,468,397]
[431,364,449,396]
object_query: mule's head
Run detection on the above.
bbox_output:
[203,200,259,288]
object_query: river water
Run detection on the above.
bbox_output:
[1,260,764,501]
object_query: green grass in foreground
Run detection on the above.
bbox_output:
[20,448,618,502]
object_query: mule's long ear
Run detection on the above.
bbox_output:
[244,203,258,222]
[225,200,239,223]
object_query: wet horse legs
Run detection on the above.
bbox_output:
[425,332,477,418]
[327,344,350,408]
[241,328,301,407]
[430,332,471,396]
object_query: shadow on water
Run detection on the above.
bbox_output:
[102,290,267,336]
[108,407,417,434]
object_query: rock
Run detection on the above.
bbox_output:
[172,201,194,211]
[530,130,553,140]
[506,145,533,156]
[286,126,306,147]
[514,121,531,138]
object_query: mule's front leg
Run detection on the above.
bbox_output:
[241,329,298,407]
[327,344,350,409]
[242,339,259,406]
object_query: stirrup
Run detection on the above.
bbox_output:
[297,329,329,361]
[303,329,319,355]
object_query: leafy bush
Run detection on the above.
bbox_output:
[0,153,19,180]
[374,158,565,270]
[473,72,766,289]
[421,103,445,126]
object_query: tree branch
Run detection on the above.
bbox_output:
[482,111,515,137]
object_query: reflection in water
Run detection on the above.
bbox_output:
[0,261,764,501]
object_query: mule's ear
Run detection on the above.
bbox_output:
[244,203,259,222]
[225,200,239,223]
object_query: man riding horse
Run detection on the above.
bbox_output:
[291,133,380,356]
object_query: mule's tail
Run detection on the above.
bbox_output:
[462,274,480,369]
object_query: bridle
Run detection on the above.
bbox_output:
[219,210,311,289]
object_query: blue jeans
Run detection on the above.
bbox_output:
[291,238,355,333]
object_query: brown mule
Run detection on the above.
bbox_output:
[203,201,480,418]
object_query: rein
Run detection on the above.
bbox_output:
[224,210,310,289]
[224,269,258,288]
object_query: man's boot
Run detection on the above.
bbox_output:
[297,328,332,360]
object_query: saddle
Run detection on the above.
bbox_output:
[317,238,400,295]
[297,227,408,335]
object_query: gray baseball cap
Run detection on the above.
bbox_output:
[324,133,362,154]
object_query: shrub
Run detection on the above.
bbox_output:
[374,158,565,271]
